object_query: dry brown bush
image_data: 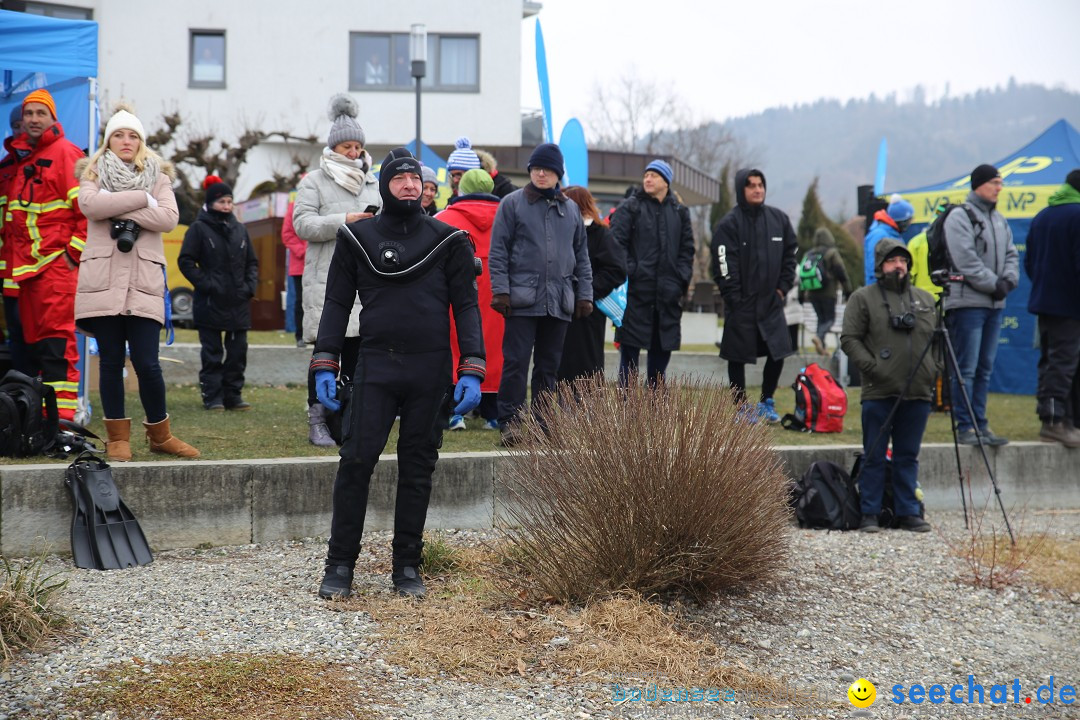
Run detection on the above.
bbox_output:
[0,553,69,667]
[496,377,791,603]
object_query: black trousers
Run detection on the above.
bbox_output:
[810,297,836,342]
[327,348,450,569]
[291,275,304,342]
[1036,314,1080,423]
[727,331,784,404]
[557,309,607,383]
[88,315,168,422]
[497,315,569,426]
[2,295,29,374]
[197,327,248,407]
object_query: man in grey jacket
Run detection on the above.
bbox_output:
[488,142,593,445]
[943,164,1019,446]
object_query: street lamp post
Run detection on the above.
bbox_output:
[410,23,427,164]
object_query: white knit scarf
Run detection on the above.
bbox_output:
[97,149,159,192]
[320,147,369,195]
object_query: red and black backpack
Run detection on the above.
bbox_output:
[780,363,847,433]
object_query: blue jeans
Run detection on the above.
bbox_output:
[860,398,931,517]
[946,307,1002,433]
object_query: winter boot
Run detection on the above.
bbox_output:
[307,403,336,447]
[319,564,354,599]
[103,418,132,462]
[143,415,200,458]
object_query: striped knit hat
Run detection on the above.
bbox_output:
[446,136,481,172]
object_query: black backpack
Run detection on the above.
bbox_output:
[0,369,59,457]
[790,460,861,530]
[925,202,983,274]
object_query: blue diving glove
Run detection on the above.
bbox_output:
[315,370,340,412]
[453,375,482,415]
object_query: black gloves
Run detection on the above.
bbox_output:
[991,278,1014,301]
[574,299,593,319]
[491,294,511,317]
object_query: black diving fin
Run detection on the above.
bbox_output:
[65,452,153,570]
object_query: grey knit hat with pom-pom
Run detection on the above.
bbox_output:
[326,93,365,150]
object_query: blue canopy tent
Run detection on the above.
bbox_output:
[1,9,99,422]
[896,119,1080,395]
[0,9,98,149]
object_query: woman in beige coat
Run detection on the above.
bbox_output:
[75,105,198,460]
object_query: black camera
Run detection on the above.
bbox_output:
[930,268,964,287]
[473,257,483,276]
[890,312,916,331]
[110,219,141,253]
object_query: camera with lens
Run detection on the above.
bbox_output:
[110,219,142,253]
[930,268,964,287]
[890,312,916,331]
[473,257,483,276]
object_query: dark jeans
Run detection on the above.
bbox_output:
[291,275,304,341]
[618,309,671,387]
[497,315,569,426]
[2,295,29,374]
[1036,314,1080,423]
[945,307,1002,433]
[307,336,361,407]
[88,315,167,423]
[810,297,836,343]
[327,348,449,569]
[197,327,248,407]
[859,398,931,517]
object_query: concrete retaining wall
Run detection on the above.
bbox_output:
[3,443,1076,557]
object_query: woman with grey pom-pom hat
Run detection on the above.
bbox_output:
[292,93,382,446]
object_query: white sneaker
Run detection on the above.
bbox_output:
[449,414,467,431]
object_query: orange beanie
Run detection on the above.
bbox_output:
[22,89,57,120]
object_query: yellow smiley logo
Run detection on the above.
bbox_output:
[848,678,876,708]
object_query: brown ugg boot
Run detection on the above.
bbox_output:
[103,418,132,462]
[143,414,200,458]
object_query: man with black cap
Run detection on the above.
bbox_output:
[942,163,1019,446]
[841,238,939,533]
[610,158,694,386]
[488,142,593,446]
[311,147,485,599]
[1024,169,1080,447]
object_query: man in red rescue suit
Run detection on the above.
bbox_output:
[5,89,85,419]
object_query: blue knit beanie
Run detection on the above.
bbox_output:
[645,159,673,186]
[527,142,564,174]
[446,136,481,172]
[887,194,914,223]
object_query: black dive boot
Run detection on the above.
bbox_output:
[391,565,426,598]
[319,564,354,599]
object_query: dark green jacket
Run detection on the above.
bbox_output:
[840,238,940,401]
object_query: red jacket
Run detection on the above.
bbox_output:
[437,196,504,392]
[280,199,306,276]
[0,142,20,294]
[5,123,86,280]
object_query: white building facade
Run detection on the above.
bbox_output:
[16,0,537,198]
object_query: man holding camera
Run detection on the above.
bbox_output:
[841,239,939,533]
[4,89,85,420]
[942,164,1019,446]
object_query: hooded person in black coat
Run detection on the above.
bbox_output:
[178,178,259,410]
[710,168,798,420]
[610,160,695,386]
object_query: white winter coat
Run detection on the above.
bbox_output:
[292,158,382,341]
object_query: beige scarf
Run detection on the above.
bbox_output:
[320,147,369,195]
[97,149,159,192]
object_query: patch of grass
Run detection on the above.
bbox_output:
[0,552,70,667]
[0,378,1042,464]
[68,652,379,720]
[1025,538,1080,596]
[172,328,299,346]
[421,533,474,577]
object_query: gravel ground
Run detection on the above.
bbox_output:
[2,511,1077,720]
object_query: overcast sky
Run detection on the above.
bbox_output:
[521,0,1080,136]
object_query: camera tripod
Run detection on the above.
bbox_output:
[862,281,1015,543]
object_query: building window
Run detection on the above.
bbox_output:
[189,31,226,88]
[349,32,479,92]
[9,2,93,19]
